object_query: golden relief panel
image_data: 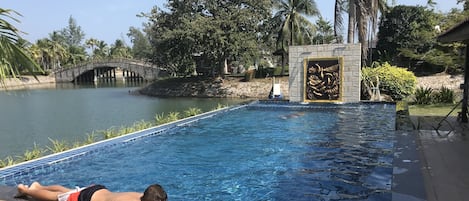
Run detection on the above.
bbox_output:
[304,57,343,102]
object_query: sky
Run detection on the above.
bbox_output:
[2,0,463,46]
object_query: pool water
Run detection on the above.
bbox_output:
[1,103,396,201]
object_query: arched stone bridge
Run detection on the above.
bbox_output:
[53,58,166,83]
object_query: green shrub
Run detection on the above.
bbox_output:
[0,156,15,168]
[434,86,454,104]
[99,127,120,139]
[18,143,44,162]
[362,62,417,100]
[215,103,227,110]
[155,112,180,125]
[413,87,434,105]
[46,138,70,153]
[83,132,98,145]
[183,107,202,117]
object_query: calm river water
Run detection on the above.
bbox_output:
[0,82,245,158]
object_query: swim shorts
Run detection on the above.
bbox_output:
[57,185,107,201]
[57,187,85,201]
[78,185,107,201]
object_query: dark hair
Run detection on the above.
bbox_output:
[141,184,167,201]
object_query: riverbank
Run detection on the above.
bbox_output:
[1,73,461,97]
[138,76,290,99]
[0,75,56,91]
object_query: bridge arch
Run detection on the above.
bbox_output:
[53,58,166,83]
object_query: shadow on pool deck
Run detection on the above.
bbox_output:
[411,115,469,201]
[0,186,37,201]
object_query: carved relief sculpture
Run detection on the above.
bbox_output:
[304,57,343,101]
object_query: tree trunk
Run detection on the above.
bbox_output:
[218,57,226,78]
[280,52,286,76]
[347,0,356,44]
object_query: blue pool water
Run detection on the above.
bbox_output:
[1,103,396,201]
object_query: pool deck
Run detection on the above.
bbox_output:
[0,186,34,201]
[410,115,469,201]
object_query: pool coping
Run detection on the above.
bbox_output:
[0,101,424,201]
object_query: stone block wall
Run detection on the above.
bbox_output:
[288,44,361,103]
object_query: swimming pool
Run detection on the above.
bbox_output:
[0,102,396,200]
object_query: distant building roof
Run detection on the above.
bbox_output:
[437,18,469,43]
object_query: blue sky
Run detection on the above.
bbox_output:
[2,0,462,46]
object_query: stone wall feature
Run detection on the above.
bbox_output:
[288,44,362,103]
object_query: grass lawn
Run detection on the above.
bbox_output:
[408,103,461,116]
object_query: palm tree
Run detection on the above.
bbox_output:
[334,0,346,43]
[93,40,109,59]
[0,8,42,85]
[272,0,320,75]
[334,0,387,64]
[273,0,320,47]
[85,38,99,55]
[110,39,132,59]
[35,39,53,69]
[313,17,336,44]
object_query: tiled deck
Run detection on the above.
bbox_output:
[0,185,33,201]
[412,115,469,201]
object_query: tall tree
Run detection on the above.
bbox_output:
[85,38,99,55]
[60,16,85,47]
[147,1,272,77]
[334,0,346,43]
[55,16,87,65]
[457,0,469,11]
[273,0,319,47]
[335,0,388,65]
[109,39,132,59]
[0,8,42,84]
[127,27,151,60]
[375,5,454,72]
[92,40,109,59]
[313,17,336,44]
[272,0,319,75]
[38,38,68,69]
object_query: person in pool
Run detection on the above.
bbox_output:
[16,181,167,201]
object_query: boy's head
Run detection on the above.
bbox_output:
[141,184,167,201]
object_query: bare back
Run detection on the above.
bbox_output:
[91,189,142,201]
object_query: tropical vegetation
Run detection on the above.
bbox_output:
[0,8,42,85]
[2,1,468,80]
[362,62,417,100]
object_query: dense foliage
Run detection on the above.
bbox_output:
[362,62,417,100]
[413,87,434,105]
[376,5,468,74]
[146,1,273,77]
[376,6,436,66]
[413,86,455,105]
[127,27,152,60]
[3,1,469,80]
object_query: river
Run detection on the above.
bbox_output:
[0,82,245,159]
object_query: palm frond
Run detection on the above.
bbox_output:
[0,8,43,86]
